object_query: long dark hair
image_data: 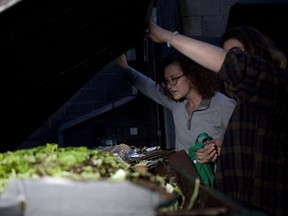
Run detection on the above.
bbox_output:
[158,51,222,100]
[220,26,287,69]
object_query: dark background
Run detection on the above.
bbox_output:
[1,0,154,152]
[226,3,288,55]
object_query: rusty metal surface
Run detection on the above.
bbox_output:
[168,150,200,179]
[150,151,263,215]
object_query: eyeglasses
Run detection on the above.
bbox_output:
[163,74,185,86]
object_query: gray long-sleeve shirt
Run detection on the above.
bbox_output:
[125,66,236,153]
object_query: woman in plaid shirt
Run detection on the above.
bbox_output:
[147,21,288,215]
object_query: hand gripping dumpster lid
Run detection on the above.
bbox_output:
[0,0,154,152]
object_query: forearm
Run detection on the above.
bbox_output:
[169,34,227,72]
[148,21,227,72]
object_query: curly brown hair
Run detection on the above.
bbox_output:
[157,51,222,100]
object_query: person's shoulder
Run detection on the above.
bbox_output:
[211,92,236,116]
[213,91,233,100]
[213,92,236,105]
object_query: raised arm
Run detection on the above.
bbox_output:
[117,54,129,69]
[147,19,227,72]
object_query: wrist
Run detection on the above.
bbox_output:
[167,31,179,48]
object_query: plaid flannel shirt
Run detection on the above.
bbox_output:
[215,48,288,216]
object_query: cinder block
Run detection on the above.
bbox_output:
[221,0,239,29]
[182,16,202,37]
[202,16,227,37]
[180,0,220,16]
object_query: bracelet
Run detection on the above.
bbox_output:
[167,31,179,48]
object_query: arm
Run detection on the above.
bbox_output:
[147,19,227,72]
[116,54,174,109]
[117,54,129,69]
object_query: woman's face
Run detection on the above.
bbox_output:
[223,38,245,51]
[164,63,192,100]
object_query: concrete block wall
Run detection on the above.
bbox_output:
[180,0,238,39]
[179,0,288,41]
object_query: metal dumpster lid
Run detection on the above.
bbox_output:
[1,0,154,152]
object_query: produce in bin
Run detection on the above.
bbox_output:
[0,143,188,215]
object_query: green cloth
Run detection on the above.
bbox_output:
[188,132,215,187]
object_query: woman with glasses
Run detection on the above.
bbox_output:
[117,51,235,163]
[146,20,288,215]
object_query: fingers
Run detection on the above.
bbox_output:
[206,139,222,155]
[117,54,128,69]
[211,153,218,163]
[146,18,166,44]
[195,142,219,163]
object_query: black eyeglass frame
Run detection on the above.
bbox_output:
[163,74,185,86]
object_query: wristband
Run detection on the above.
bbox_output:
[167,31,179,48]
